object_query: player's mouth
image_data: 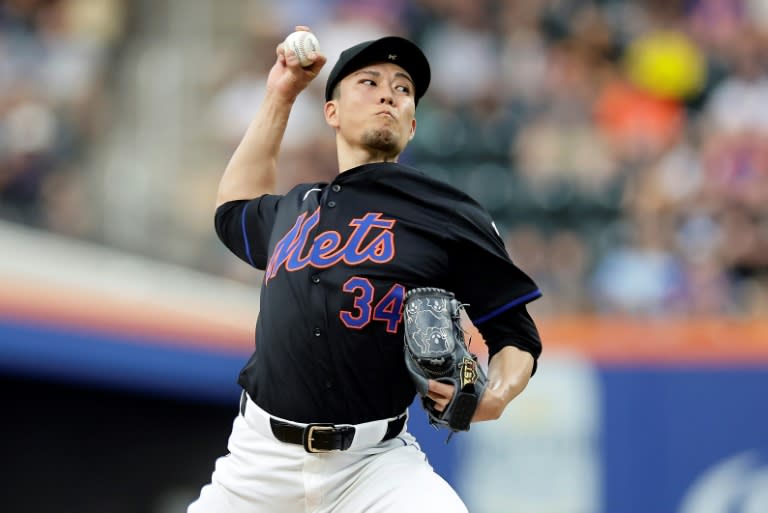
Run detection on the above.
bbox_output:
[375,110,396,120]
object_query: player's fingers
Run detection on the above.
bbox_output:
[427,380,454,411]
[295,25,310,32]
[426,393,447,412]
[428,379,454,397]
[304,52,327,74]
[282,47,301,68]
[276,43,287,64]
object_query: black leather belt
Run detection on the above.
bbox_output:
[269,415,406,453]
[239,392,406,453]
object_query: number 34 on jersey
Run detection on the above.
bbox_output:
[340,278,405,334]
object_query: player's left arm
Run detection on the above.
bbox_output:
[429,200,543,421]
[472,345,534,421]
[473,303,542,421]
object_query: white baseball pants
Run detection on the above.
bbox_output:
[188,394,467,513]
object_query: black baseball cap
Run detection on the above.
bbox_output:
[324,36,431,105]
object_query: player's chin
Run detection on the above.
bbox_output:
[361,128,403,155]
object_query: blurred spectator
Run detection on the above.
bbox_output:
[624,28,707,101]
[514,108,619,199]
[593,72,686,164]
[687,0,747,56]
[0,0,122,234]
[747,0,768,31]
[703,27,768,134]
[417,0,498,105]
[0,98,57,224]
[545,229,594,314]
[591,217,687,315]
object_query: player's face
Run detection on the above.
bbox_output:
[325,62,417,157]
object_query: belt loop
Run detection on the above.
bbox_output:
[239,390,247,416]
[382,413,406,441]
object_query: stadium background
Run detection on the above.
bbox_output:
[1,0,767,512]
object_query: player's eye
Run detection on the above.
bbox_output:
[396,84,411,94]
[360,79,376,86]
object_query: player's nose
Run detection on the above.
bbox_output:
[379,95,394,105]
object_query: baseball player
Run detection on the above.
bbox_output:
[188,26,543,513]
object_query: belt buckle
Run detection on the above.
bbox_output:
[303,423,336,453]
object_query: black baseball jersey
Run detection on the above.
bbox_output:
[215,162,542,424]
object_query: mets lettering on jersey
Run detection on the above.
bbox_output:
[265,207,396,283]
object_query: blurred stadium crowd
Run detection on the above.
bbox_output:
[2,0,768,317]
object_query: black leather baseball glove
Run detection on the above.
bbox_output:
[403,287,487,434]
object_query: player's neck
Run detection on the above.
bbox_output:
[336,143,400,174]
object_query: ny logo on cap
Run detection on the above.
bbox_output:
[388,54,398,60]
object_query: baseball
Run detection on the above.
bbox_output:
[284,30,320,68]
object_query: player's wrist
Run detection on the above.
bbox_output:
[264,86,299,105]
[473,387,506,422]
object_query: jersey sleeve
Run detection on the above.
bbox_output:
[447,202,542,325]
[476,305,542,375]
[214,195,281,270]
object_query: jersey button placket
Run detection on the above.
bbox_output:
[312,327,322,337]
[311,274,320,284]
[327,184,340,208]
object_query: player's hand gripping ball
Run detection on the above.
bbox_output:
[284,30,320,68]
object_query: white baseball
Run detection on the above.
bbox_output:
[284,31,320,68]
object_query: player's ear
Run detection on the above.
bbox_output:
[408,118,416,140]
[324,100,340,128]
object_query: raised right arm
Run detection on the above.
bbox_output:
[215,26,327,207]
